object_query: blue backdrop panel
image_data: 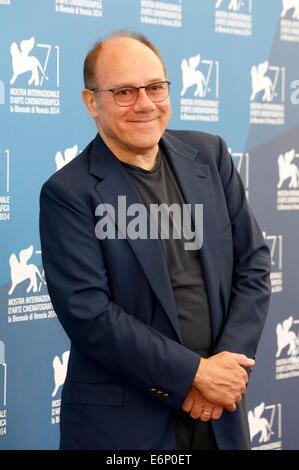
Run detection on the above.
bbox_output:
[0,0,298,450]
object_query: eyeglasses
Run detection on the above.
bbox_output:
[89,80,171,107]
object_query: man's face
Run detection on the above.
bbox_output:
[84,38,172,158]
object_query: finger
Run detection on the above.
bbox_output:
[240,366,249,384]
[241,380,247,394]
[235,394,242,405]
[190,406,203,419]
[182,395,193,413]
[211,407,223,420]
[200,410,213,422]
[230,353,255,368]
[189,398,204,419]
[224,401,236,413]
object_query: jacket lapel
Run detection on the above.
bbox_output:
[88,132,220,346]
[89,134,182,341]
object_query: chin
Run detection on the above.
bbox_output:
[133,128,163,143]
[131,136,160,151]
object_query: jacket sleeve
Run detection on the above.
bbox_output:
[212,136,271,359]
[39,176,200,409]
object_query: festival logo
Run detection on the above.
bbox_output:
[262,231,283,293]
[8,245,46,296]
[215,0,252,36]
[280,0,299,42]
[249,61,285,125]
[281,0,299,18]
[275,315,299,380]
[10,37,49,87]
[51,350,70,424]
[52,351,70,397]
[230,150,249,199]
[290,79,299,104]
[55,144,79,171]
[0,341,7,438]
[9,36,60,115]
[277,148,299,211]
[0,148,10,222]
[140,0,182,28]
[55,0,102,17]
[277,149,299,188]
[215,0,251,10]
[180,53,219,122]
[7,245,56,324]
[248,402,282,450]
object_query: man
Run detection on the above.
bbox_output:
[39,31,271,450]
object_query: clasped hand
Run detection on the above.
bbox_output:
[182,351,255,421]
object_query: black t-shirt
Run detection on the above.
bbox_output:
[121,148,212,357]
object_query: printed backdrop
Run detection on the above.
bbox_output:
[0,0,299,450]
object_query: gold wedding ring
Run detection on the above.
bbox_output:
[202,411,211,416]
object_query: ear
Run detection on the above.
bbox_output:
[82,88,99,118]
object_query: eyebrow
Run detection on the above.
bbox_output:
[110,78,166,89]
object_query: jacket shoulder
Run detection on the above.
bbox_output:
[41,138,95,195]
[164,128,225,166]
[165,128,220,146]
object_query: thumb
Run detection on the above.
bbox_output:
[231,353,255,367]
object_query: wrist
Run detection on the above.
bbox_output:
[193,357,207,387]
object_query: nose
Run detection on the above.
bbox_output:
[133,87,156,112]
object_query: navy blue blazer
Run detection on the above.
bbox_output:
[39,130,271,450]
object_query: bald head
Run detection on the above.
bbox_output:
[83,31,167,90]
[81,31,171,166]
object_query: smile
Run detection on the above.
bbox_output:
[129,118,158,123]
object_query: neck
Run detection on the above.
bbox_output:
[98,131,160,170]
[115,148,159,170]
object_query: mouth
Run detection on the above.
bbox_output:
[128,117,158,124]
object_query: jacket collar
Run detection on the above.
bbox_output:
[88,130,209,180]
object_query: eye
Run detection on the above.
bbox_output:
[148,83,164,92]
[115,88,134,97]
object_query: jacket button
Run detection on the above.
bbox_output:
[150,388,156,394]
[163,393,169,400]
[156,390,163,397]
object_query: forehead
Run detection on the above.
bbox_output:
[95,37,165,86]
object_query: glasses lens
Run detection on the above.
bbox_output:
[113,87,136,106]
[147,82,169,102]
